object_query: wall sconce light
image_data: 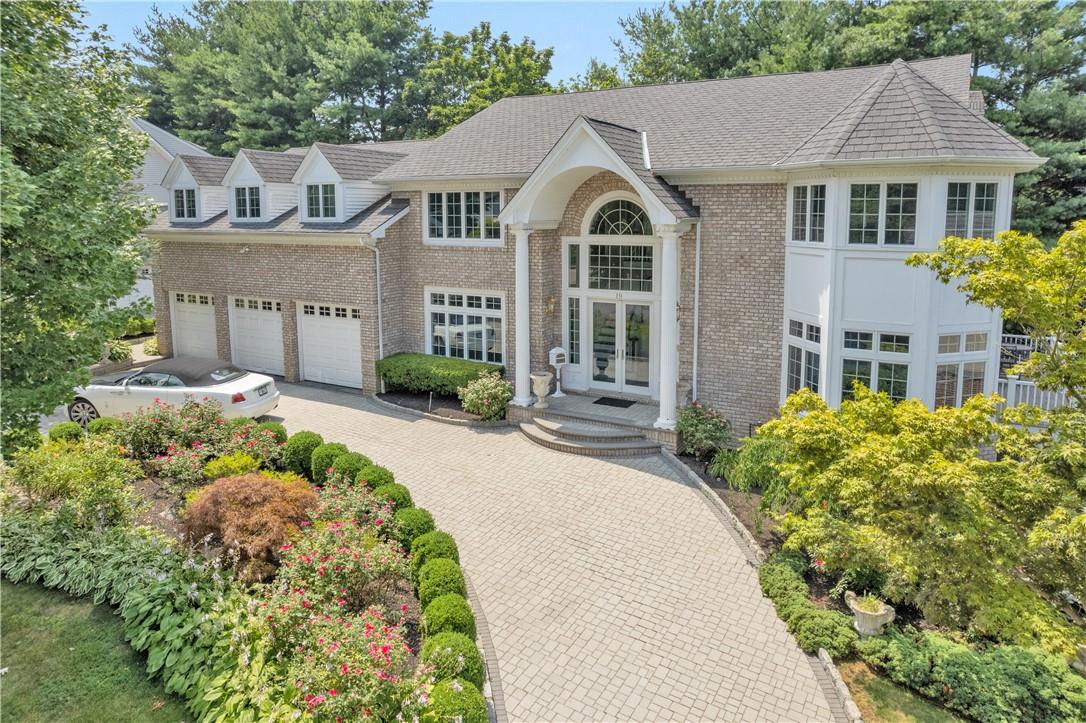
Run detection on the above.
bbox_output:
[545,296,557,315]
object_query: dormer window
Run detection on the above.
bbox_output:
[234,186,261,219]
[173,189,196,219]
[306,183,336,219]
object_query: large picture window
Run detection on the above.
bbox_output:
[426,191,502,242]
[426,289,504,363]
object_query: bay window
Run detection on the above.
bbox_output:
[848,182,918,245]
[840,327,911,402]
[426,191,502,243]
[426,289,504,363]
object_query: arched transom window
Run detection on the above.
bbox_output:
[589,199,650,236]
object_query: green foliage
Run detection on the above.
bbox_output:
[423,678,488,723]
[418,558,466,608]
[394,507,435,548]
[457,371,513,421]
[411,530,460,579]
[141,336,159,356]
[330,450,372,482]
[283,430,323,478]
[420,632,485,691]
[909,221,1086,405]
[1,0,156,456]
[357,463,395,489]
[310,442,348,484]
[376,352,505,396]
[722,435,787,493]
[106,339,133,362]
[676,401,732,459]
[48,421,84,442]
[202,451,260,480]
[423,593,477,641]
[254,420,287,445]
[372,482,413,510]
[86,417,123,436]
[758,552,857,659]
[858,627,1086,723]
[556,57,624,92]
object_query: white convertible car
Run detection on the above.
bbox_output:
[69,357,280,424]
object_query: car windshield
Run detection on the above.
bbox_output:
[194,365,247,386]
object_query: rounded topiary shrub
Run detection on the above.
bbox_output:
[421,632,484,690]
[86,417,123,436]
[356,463,394,489]
[425,678,487,723]
[423,593,476,640]
[411,530,459,579]
[418,558,467,608]
[331,451,372,482]
[283,431,323,477]
[372,482,412,510]
[255,420,288,444]
[49,421,84,442]
[310,442,348,484]
[394,507,435,548]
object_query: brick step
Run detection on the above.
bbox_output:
[532,417,645,443]
[518,422,662,458]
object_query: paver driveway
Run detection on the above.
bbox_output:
[275,383,834,722]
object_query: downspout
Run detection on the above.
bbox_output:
[692,220,702,401]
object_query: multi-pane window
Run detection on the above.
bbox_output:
[567,297,580,364]
[233,297,282,312]
[786,346,804,394]
[877,363,910,401]
[175,292,212,305]
[841,328,911,402]
[848,183,880,244]
[965,332,988,352]
[306,183,336,218]
[173,189,197,219]
[884,183,918,244]
[567,245,580,288]
[937,334,961,354]
[426,191,502,241]
[849,182,920,245]
[945,182,997,238]
[588,199,650,235]
[785,319,821,396]
[805,324,821,343]
[588,244,653,292]
[426,290,503,363]
[935,361,986,408]
[235,186,261,219]
[789,320,804,338]
[804,351,821,393]
[301,304,360,318]
[844,331,873,350]
[879,333,910,354]
[841,359,872,401]
[790,184,827,242]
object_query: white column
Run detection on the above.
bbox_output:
[655,227,680,429]
[512,225,533,406]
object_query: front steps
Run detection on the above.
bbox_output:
[518,416,662,457]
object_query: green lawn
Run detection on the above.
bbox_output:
[840,660,963,723]
[1,580,189,722]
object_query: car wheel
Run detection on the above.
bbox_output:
[69,398,99,426]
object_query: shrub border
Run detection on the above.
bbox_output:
[370,393,512,429]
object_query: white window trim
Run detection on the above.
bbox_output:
[230,185,264,222]
[300,181,343,223]
[846,180,921,246]
[838,326,913,400]
[172,187,198,221]
[424,286,506,364]
[580,190,654,237]
[424,190,504,247]
[784,318,822,395]
[787,183,827,244]
[944,180,999,239]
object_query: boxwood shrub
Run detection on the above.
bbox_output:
[426,678,488,723]
[394,507,435,548]
[411,531,459,579]
[49,421,84,442]
[421,632,484,690]
[418,558,466,608]
[423,593,476,640]
[372,482,412,510]
[310,442,348,484]
[376,352,504,396]
[283,431,323,477]
[356,463,395,489]
[254,421,288,444]
[758,551,857,659]
[331,451,372,482]
[87,417,123,436]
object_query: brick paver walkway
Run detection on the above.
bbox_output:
[275,384,834,722]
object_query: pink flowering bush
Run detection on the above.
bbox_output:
[457,371,512,421]
[154,443,206,486]
[221,423,283,468]
[311,474,398,539]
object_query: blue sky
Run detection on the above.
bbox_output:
[81,0,663,82]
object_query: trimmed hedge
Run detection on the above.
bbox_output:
[375,352,504,396]
[87,417,123,436]
[411,531,459,579]
[310,442,348,484]
[49,421,84,442]
[331,451,372,482]
[356,463,395,489]
[858,627,1086,723]
[372,483,412,510]
[758,552,858,659]
[283,431,323,478]
[394,507,435,548]
[418,558,466,608]
[423,593,476,640]
[426,678,488,723]
[421,632,485,691]
[255,421,287,445]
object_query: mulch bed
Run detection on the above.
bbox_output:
[377,391,481,421]
[132,477,186,541]
[677,453,784,550]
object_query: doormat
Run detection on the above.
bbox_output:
[593,396,636,409]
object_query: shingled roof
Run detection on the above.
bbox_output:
[311,143,409,181]
[175,154,233,185]
[375,54,1040,180]
[240,149,305,183]
[132,118,209,158]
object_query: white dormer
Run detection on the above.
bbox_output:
[222,153,266,223]
[291,143,395,223]
[221,150,303,223]
[161,155,231,223]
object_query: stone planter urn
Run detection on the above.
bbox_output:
[845,591,895,637]
[530,371,553,409]
[1074,644,1086,675]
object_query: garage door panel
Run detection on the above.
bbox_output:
[299,303,363,389]
[172,292,217,359]
[231,298,285,375]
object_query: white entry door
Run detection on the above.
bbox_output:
[171,292,217,359]
[589,299,654,395]
[229,297,285,375]
[298,302,363,389]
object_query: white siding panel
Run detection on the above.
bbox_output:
[343,181,387,218]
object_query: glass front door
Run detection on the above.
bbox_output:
[590,300,652,393]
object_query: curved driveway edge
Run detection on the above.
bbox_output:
[274,383,834,722]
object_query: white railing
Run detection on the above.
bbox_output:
[997,375,1075,411]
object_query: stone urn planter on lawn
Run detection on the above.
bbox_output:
[845,591,895,637]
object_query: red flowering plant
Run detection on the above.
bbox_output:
[221,424,283,468]
[310,473,400,543]
[116,399,232,461]
[154,443,206,487]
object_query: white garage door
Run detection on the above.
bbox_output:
[171,292,217,358]
[298,302,363,388]
[230,297,285,375]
